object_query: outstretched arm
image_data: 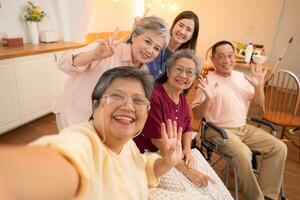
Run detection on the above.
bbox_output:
[0,146,79,200]
[73,30,122,67]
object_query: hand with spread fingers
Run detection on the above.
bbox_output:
[197,75,218,100]
[244,64,267,88]
[93,29,122,61]
[160,120,183,167]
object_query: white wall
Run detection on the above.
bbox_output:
[146,0,284,62]
[86,0,143,33]
[269,0,300,77]
[0,0,58,43]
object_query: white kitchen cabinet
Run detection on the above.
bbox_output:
[0,52,63,134]
[0,59,21,133]
[0,42,84,134]
[14,53,59,123]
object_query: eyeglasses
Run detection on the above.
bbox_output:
[102,92,150,111]
[174,65,196,78]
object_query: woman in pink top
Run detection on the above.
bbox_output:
[55,16,170,130]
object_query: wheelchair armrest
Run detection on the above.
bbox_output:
[249,117,277,136]
[204,122,228,145]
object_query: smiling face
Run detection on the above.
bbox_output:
[167,57,196,91]
[171,18,195,45]
[131,30,165,65]
[211,44,236,77]
[93,77,149,151]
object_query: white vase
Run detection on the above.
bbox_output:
[27,22,39,44]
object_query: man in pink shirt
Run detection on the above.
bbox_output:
[54,16,170,130]
[192,40,287,200]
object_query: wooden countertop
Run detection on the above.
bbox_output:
[0,41,86,59]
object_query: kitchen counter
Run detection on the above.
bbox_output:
[0,41,85,59]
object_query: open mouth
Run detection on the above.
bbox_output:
[175,79,187,85]
[176,33,185,40]
[113,115,135,123]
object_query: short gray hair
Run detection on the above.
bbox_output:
[91,67,154,115]
[167,49,201,76]
[128,16,170,48]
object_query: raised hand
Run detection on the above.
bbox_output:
[244,64,267,88]
[160,120,183,167]
[92,29,122,61]
[197,75,218,100]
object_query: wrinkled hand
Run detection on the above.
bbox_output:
[93,29,122,61]
[185,168,215,187]
[197,75,218,100]
[183,151,195,169]
[244,64,267,88]
[161,120,183,167]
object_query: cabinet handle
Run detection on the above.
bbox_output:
[54,54,57,62]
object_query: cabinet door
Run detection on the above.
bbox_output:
[14,54,58,123]
[0,59,21,133]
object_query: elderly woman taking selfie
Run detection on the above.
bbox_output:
[0,67,184,200]
[134,49,233,199]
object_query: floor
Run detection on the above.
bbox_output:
[0,113,299,199]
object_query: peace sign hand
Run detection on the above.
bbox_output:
[160,120,183,167]
[92,29,122,61]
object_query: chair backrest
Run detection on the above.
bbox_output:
[201,47,215,77]
[264,69,300,116]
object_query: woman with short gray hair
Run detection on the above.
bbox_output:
[54,16,170,130]
[134,49,233,199]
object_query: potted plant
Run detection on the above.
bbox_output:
[23,1,47,44]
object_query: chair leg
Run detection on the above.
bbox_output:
[232,163,239,200]
[280,126,287,139]
[225,161,230,187]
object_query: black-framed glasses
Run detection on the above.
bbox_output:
[174,65,196,78]
[103,92,151,111]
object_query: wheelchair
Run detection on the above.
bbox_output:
[193,117,286,200]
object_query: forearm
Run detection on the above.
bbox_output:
[153,158,174,178]
[192,98,210,120]
[175,160,190,176]
[0,146,79,200]
[182,132,193,153]
[72,50,96,67]
[252,86,265,108]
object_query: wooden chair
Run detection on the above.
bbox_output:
[262,69,300,161]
